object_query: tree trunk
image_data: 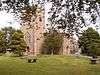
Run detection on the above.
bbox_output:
[51,49,54,55]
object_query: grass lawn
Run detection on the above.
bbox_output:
[0,55,100,75]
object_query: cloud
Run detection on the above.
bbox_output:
[0,11,20,29]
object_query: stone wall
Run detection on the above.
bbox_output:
[21,6,79,56]
[21,6,44,56]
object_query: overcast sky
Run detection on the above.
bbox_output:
[0,2,50,30]
[0,1,100,33]
[0,11,21,29]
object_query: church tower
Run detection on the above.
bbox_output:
[21,4,45,56]
[21,1,79,55]
[33,5,45,55]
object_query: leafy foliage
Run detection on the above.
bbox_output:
[20,4,37,25]
[0,0,37,27]
[0,27,27,56]
[10,30,27,56]
[1,27,16,52]
[47,0,100,35]
[79,27,100,56]
[0,31,4,52]
[0,0,100,35]
[43,31,63,54]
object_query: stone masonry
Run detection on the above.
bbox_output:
[21,6,79,56]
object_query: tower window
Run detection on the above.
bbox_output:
[39,17,42,22]
[37,38,40,40]
[36,22,38,24]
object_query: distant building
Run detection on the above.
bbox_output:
[21,5,79,56]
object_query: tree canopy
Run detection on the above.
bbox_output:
[10,30,27,56]
[0,0,100,35]
[48,0,100,35]
[0,27,16,52]
[0,30,4,52]
[0,27,27,56]
[79,27,100,56]
[0,0,37,27]
[43,31,63,54]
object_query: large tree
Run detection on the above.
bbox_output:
[0,27,27,56]
[47,0,100,35]
[1,27,16,52]
[0,30,4,52]
[0,0,37,28]
[43,31,63,55]
[0,0,100,35]
[10,30,27,56]
[79,27,100,56]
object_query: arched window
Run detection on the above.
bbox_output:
[39,17,42,22]
[25,32,31,44]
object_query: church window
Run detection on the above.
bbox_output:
[66,46,69,49]
[39,17,42,22]
[36,26,39,30]
[26,32,31,44]
[37,38,40,40]
[36,22,38,24]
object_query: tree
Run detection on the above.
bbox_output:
[0,27,27,55]
[20,3,37,28]
[79,27,100,56]
[0,30,4,52]
[0,0,100,35]
[87,41,100,56]
[48,0,100,35]
[1,27,16,52]
[0,0,37,28]
[10,30,27,56]
[43,31,63,55]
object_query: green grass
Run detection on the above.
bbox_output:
[0,55,100,75]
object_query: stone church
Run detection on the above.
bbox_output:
[21,5,79,56]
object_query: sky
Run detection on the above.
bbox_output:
[0,0,44,29]
[0,11,21,29]
[0,1,100,33]
[0,1,50,30]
